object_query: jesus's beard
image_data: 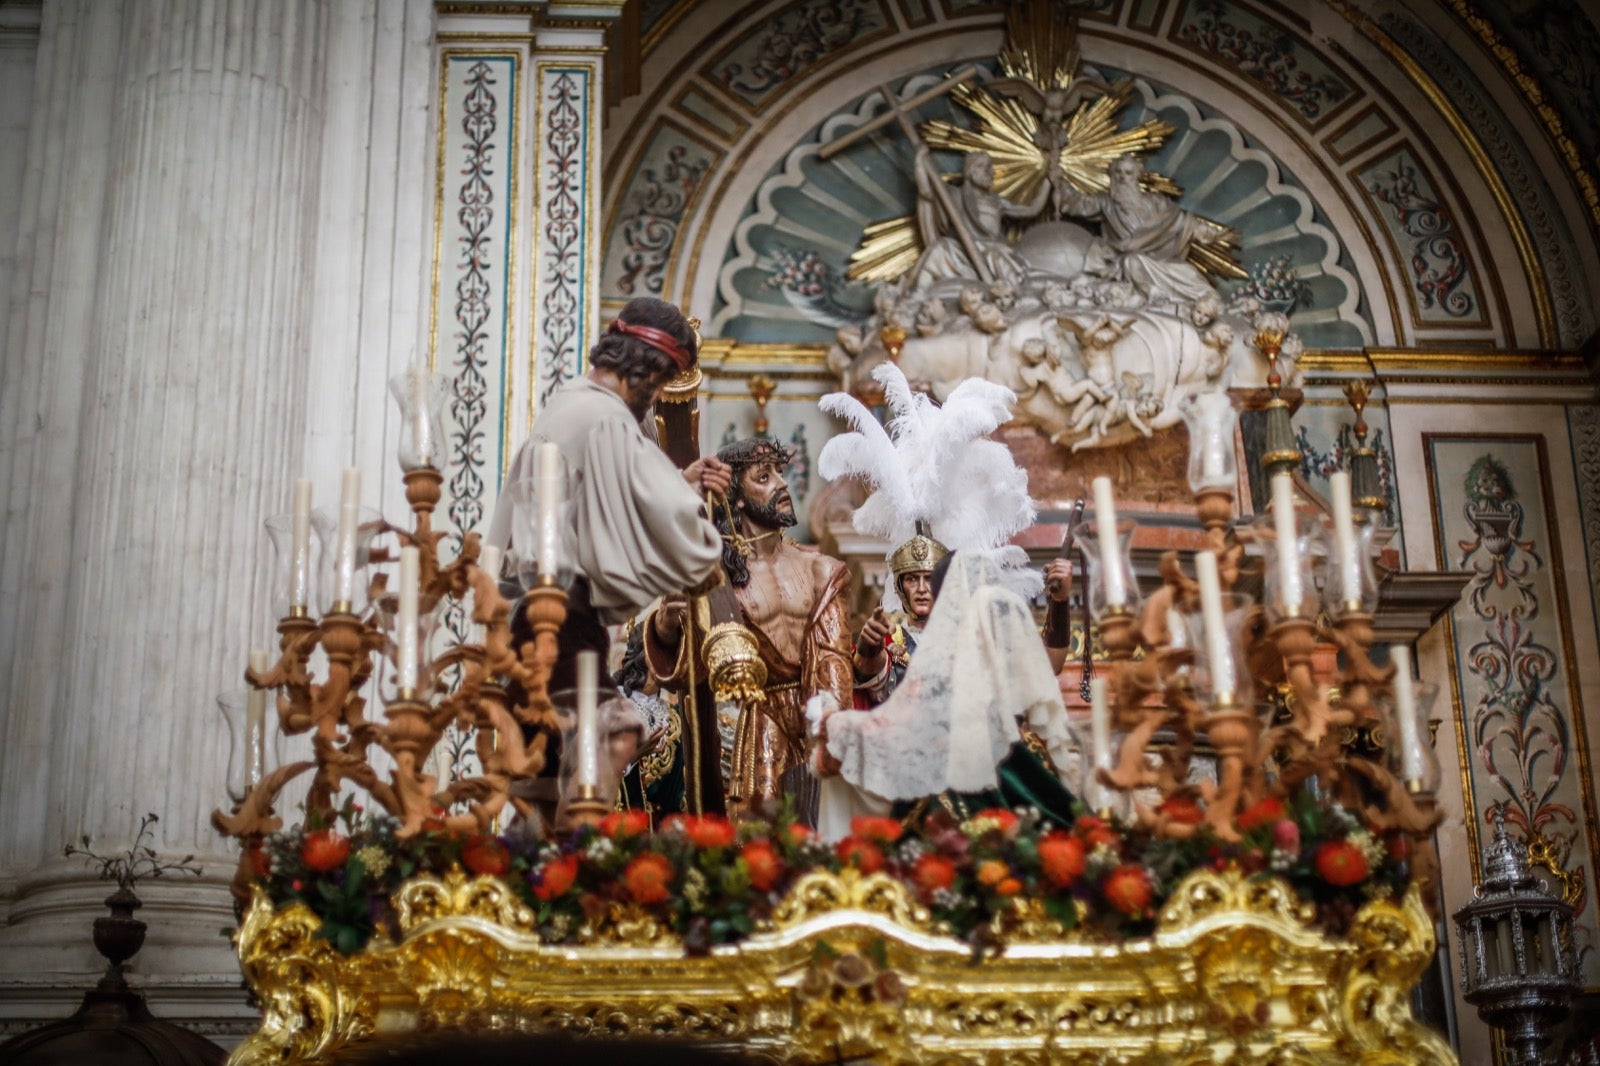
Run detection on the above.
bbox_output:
[741,494,797,531]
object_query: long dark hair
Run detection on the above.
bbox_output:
[713,437,794,589]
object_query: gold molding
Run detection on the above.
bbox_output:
[1444,0,1600,236]
[226,866,1458,1065]
[1324,0,1555,346]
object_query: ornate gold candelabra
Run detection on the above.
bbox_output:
[1089,327,1444,907]
[211,370,569,900]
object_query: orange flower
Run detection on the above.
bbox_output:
[1103,864,1153,917]
[531,853,579,901]
[1158,796,1205,826]
[911,853,958,895]
[850,815,904,844]
[784,823,814,847]
[664,814,737,850]
[976,860,1009,887]
[1037,832,1086,889]
[623,852,675,904]
[1073,814,1120,851]
[996,877,1022,896]
[598,810,651,839]
[300,830,350,873]
[461,835,510,877]
[741,841,783,892]
[1314,840,1369,887]
[1236,797,1286,832]
[967,808,1020,837]
[835,836,884,873]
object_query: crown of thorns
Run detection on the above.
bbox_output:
[716,437,796,471]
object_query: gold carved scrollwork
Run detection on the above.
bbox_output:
[771,868,933,933]
[228,869,1459,1066]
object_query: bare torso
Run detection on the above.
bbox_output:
[735,546,837,664]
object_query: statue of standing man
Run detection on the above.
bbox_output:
[646,438,854,822]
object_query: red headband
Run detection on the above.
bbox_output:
[608,318,694,371]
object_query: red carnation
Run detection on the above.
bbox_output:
[462,835,511,877]
[623,852,675,904]
[850,815,904,844]
[247,844,272,880]
[1158,796,1205,826]
[835,836,884,874]
[688,815,737,850]
[300,830,350,873]
[1037,832,1087,888]
[911,853,958,895]
[1103,864,1153,917]
[742,841,783,892]
[598,810,651,839]
[1314,840,1369,887]
[1237,797,1286,832]
[531,853,579,901]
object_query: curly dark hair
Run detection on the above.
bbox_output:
[713,437,795,589]
[589,296,698,392]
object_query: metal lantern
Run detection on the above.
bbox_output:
[1453,805,1581,1066]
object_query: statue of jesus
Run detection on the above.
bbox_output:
[646,438,854,821]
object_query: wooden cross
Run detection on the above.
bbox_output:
[818,67,994,285]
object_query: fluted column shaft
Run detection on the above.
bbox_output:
[0,0,327,993]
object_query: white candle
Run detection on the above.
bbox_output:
[1198,394,1230,483]
[1270,472,1302,616]
[1194,551,1235,705]
[411,368,434,468]
[1390,644,1425,783]
[397,546,420,694]
[576,650,600,789]
[289,479,312,612]
[332,468,361,607]
[1089,675,1111,768]
[247,649,270,785]
[534,443,562,580]
[1092,476,1126,607]
[1329,470,1362,611]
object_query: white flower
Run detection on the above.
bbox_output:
[585,836,615,861]
[354,845,390,878]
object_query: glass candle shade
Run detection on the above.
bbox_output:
[1182,592,1255,712]
[553,691,630,824]
[1078,518,1140,619]
[388,367,452,472]
[315,506,385,614]
[1178,390,1239,494]
[1318,514,1379,616]
[216,689,286,803]
[1385,645,1441,792]
[1063,712,1121,820]
[266,509,331,619]
[507,474,574,590]
[1255,512,1320,623]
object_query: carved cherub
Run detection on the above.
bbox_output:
[1201,321,1236,381]
[915,296,948,337]
[959,284,1008,334]
[1056,312,1136,426]
[1071,371,1158,452]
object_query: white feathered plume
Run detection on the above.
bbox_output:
[819,363,1040,606]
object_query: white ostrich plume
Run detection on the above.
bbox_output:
[818,363,1039,606]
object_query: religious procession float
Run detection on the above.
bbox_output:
[207,5,1481,1063]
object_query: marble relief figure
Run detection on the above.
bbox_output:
[825,3,1304,453]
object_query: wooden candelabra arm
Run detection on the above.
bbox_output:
[210,761,317,839]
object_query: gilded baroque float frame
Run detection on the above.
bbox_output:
[227,866,1458,1065]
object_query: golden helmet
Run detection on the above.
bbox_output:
[888,524,948,579]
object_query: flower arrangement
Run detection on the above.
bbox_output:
[250,785,1411,958]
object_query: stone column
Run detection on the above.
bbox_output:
[0,0,329,1037]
